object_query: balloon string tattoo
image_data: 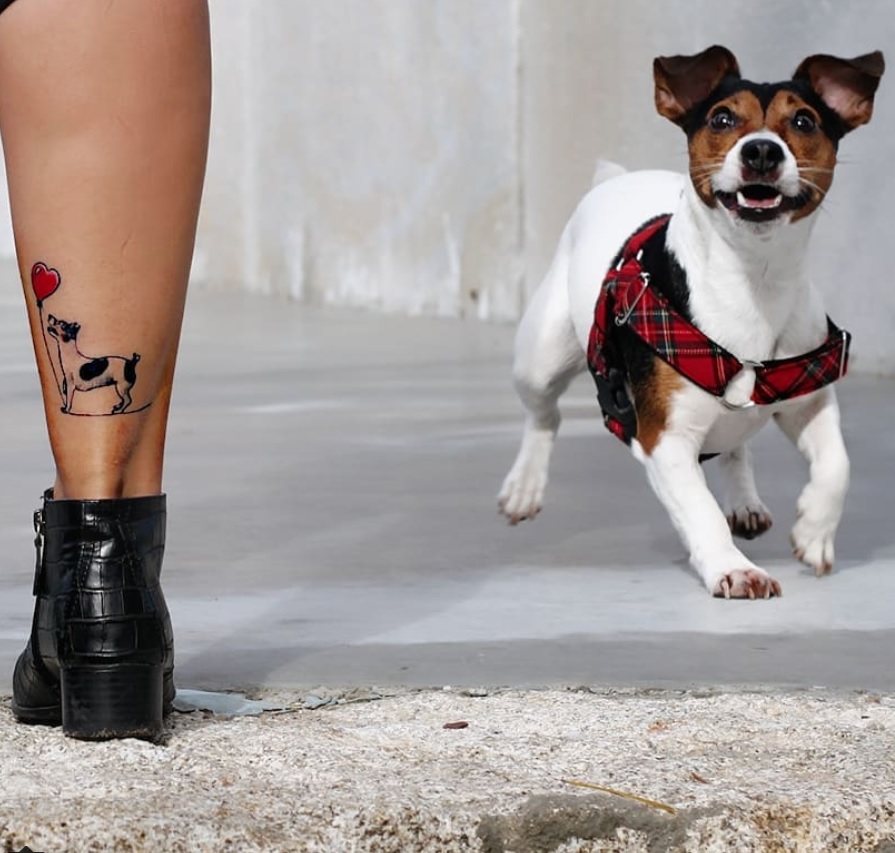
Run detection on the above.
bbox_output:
[31,262,64,400]
[30,262,148,417]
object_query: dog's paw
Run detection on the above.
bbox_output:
[498,430,555,525]
[497,460,550,525]
[790,517,834,576]
[497,470,546,525]
[726,502,773,540]
[712,568,782,600]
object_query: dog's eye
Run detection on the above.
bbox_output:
[708,108,736,131]
[792,110,817,134]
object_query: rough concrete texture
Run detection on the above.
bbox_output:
[2,688,894,852]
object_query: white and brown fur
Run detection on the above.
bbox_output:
[46,314,140,415]
[498,46,884,598]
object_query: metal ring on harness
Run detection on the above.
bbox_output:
[720,397,757,411]
[719,359,762,411]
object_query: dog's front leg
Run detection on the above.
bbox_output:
[774,388,849,576]
[61,376,73,413]
[642,431,782,598]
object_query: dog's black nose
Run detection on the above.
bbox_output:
[741,139,784,175]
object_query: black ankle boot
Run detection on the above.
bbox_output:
[12,492,174,740]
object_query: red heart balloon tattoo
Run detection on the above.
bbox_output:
[31,262,62,305]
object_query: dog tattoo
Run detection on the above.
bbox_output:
[46,315,141,415]
[30,262,143,416]
[499,46,884,599]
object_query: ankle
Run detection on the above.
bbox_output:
[53,472,163,501]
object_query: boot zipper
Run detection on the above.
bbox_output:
[33,508,45,596]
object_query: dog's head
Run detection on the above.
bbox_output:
[46,315,80,343]
[653,46,884,232]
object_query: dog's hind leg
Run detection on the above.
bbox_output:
[719,443,773,539]
[112,385,133,414]
[498,230,586,524]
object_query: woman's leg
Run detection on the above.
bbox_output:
[0,0,211,499]
[3,0,211,739]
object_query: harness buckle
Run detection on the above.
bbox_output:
[595,367,637,444]
[614,272,650,326]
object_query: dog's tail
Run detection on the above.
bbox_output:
[591,159,627,188]
[124,352,141,385]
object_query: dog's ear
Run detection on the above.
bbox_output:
[793,51,884,132]
[654,45,740,126]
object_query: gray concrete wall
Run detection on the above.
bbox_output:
[198,0,523,320]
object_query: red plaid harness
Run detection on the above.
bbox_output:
[586,214,852,445]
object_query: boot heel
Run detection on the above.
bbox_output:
[61,664,164,740]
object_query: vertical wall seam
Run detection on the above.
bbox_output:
[242,2,259,291]
[512,0,526,319]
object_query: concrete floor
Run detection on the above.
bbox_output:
[2,290,894,693]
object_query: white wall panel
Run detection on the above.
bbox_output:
[198,0,523,319]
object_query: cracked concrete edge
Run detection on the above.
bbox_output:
[477,794,712,853]
[4,794,895,853]
[3,687,895,853]
[477,795,895,853]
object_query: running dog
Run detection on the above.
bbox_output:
[498,46,884,598]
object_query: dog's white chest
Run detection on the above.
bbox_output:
[702,403,774,454]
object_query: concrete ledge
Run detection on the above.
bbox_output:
[3,688,894,852]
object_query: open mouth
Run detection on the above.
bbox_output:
[736,184,782,210]
[715,184,811,221]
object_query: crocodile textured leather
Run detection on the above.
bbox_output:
[12,492,174,724]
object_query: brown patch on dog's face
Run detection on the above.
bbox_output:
[633,359,683,456]
[764,91,837,222]
[687,90,764,208]
[687,88,838,224]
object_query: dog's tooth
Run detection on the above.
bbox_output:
[736,190,784,210]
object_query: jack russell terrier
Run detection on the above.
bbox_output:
[498,46,884,599]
